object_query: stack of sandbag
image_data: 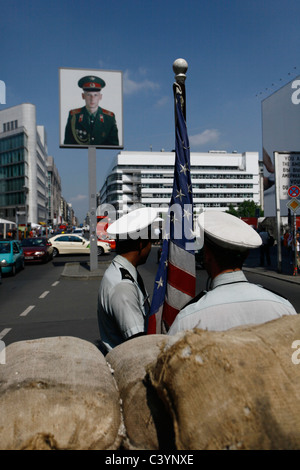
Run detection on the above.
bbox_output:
[2,315,300,450]
[147,315,300,450]
[106,334,175,450]
[0,336,122,450]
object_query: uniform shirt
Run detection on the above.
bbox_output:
[168,270,297,335]
[64,105,119,146]
[97,255,149,352]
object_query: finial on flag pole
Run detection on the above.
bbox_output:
[173,58,188,120]
[173,58,188,84]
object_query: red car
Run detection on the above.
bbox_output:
[97,236,116,251]
[21,238,54,263]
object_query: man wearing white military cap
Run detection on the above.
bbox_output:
[97,207,158,353]
[168,211,297,335]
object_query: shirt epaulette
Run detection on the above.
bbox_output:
[102,108,115,117]
[70,108,82,115]
[119,267,135,283]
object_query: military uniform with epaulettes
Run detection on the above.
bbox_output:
[97,255,150,353]
[64,105,119,146]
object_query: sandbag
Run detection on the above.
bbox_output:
[106,334,175,450]
[147,316,300,450]
[0,336,122,450]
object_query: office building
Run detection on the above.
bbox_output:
[99,150,262,217]
[0,103,49,226]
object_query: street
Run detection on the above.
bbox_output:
[0,253,103,347]
[0,245,299,349]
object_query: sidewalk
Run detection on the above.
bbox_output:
[60,246,300,285]
[243,246,300,285]
[61,259,110,280]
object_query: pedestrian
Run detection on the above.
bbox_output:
[297,231,300,273]
[259,227,271,266]
[291,231,300,275]
[64,75,119,146]
[283,229,290,258]
[168,211,297,336]
[97,207,157,353]
[287,231,294,264]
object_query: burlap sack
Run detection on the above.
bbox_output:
[106,334,175,450]
[0,336,122,450]
[147,316,300,450]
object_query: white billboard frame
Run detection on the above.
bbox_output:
[59,67,123,149]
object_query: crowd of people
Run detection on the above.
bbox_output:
[0,226,47,240]
[256,225,300,274]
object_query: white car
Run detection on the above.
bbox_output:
[48,234,110,257]
[73,228,84,236]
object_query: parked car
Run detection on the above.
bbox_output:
[97,235,116,251]
[21,237,54,263]
[48,234,111,257]
[0,240,25,275]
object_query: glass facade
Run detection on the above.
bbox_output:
[0,132,28,217]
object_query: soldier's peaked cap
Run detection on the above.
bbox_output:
[78,75,106,91]
[107,207,158,239]
[197,211,262,251]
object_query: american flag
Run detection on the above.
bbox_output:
[147,84,196,334]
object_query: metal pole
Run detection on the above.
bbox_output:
[294,213,298,276]
[274,152,282,273]
[15,211,19,241]
[88,146,98,271]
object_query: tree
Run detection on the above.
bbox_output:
[226,200,263,218]
[226,203,238,217]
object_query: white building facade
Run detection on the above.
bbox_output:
[0,103,49,225]
[99,150,262,217]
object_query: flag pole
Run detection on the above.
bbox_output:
[146,58,195,335]
[173,58,188,120]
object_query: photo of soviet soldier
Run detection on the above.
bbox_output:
[64,75,119,146]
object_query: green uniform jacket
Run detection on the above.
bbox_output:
[64,106,119,146]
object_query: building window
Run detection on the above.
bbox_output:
[3,120,18,132]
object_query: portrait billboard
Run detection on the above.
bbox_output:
[262,76,300,216]
[59,67,123,149]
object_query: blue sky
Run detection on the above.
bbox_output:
[1,0,300,223]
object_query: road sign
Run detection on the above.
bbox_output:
[274,152,300,200]
[288,185,300,198]
[287,198,300,213]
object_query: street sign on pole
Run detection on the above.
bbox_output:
[287,198,300,213]
[274,152,300,273]
[274,152,300,201]
[288,185,300,198]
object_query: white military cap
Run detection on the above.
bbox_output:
[197,211,262,251]
[107,207,158,239]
